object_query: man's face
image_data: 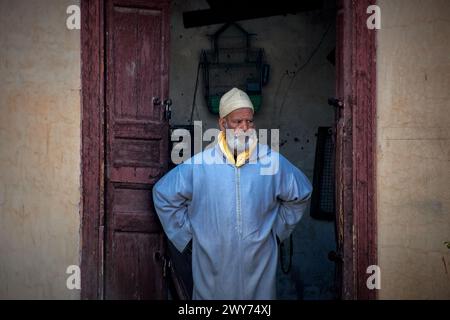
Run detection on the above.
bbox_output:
[219,108,255,132]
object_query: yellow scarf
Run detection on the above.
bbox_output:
[218,131,257,167]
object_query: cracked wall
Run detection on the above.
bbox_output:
[377,0,450,299]
[0,0,81,299]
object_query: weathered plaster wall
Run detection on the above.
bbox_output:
[169,0,336,299]
[0,0,81,299]
[377,0,450,299]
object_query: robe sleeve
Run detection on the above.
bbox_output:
[152,163,193,253]
[273,156,313,241]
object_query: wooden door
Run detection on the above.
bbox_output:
[104,0,170,299]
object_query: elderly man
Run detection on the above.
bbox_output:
[152,87,312,300]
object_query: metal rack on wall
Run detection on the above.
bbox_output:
[310,126,336,221]
[200,22,270,115]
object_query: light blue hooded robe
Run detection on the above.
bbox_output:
[152,142,312,300]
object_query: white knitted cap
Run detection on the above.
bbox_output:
[219,87,254,118]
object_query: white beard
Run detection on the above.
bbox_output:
[224,127,258,154]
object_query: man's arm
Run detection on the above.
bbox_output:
[152,163,193,253]
[273,156,313,241]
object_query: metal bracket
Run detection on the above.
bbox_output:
[163,99,172,121]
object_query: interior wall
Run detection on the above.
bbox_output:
[0,0,81,299]
[169,0,336,299]
[377,0,450,299]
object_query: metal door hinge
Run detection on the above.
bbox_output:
[328,250,343,263]
[328,97,343,109]
[162,255,171,278]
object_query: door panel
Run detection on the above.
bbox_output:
[104,0,170,300]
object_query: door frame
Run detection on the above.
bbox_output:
[80,0,377,300]
[336,0,377,300]
[80,0,105,300]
